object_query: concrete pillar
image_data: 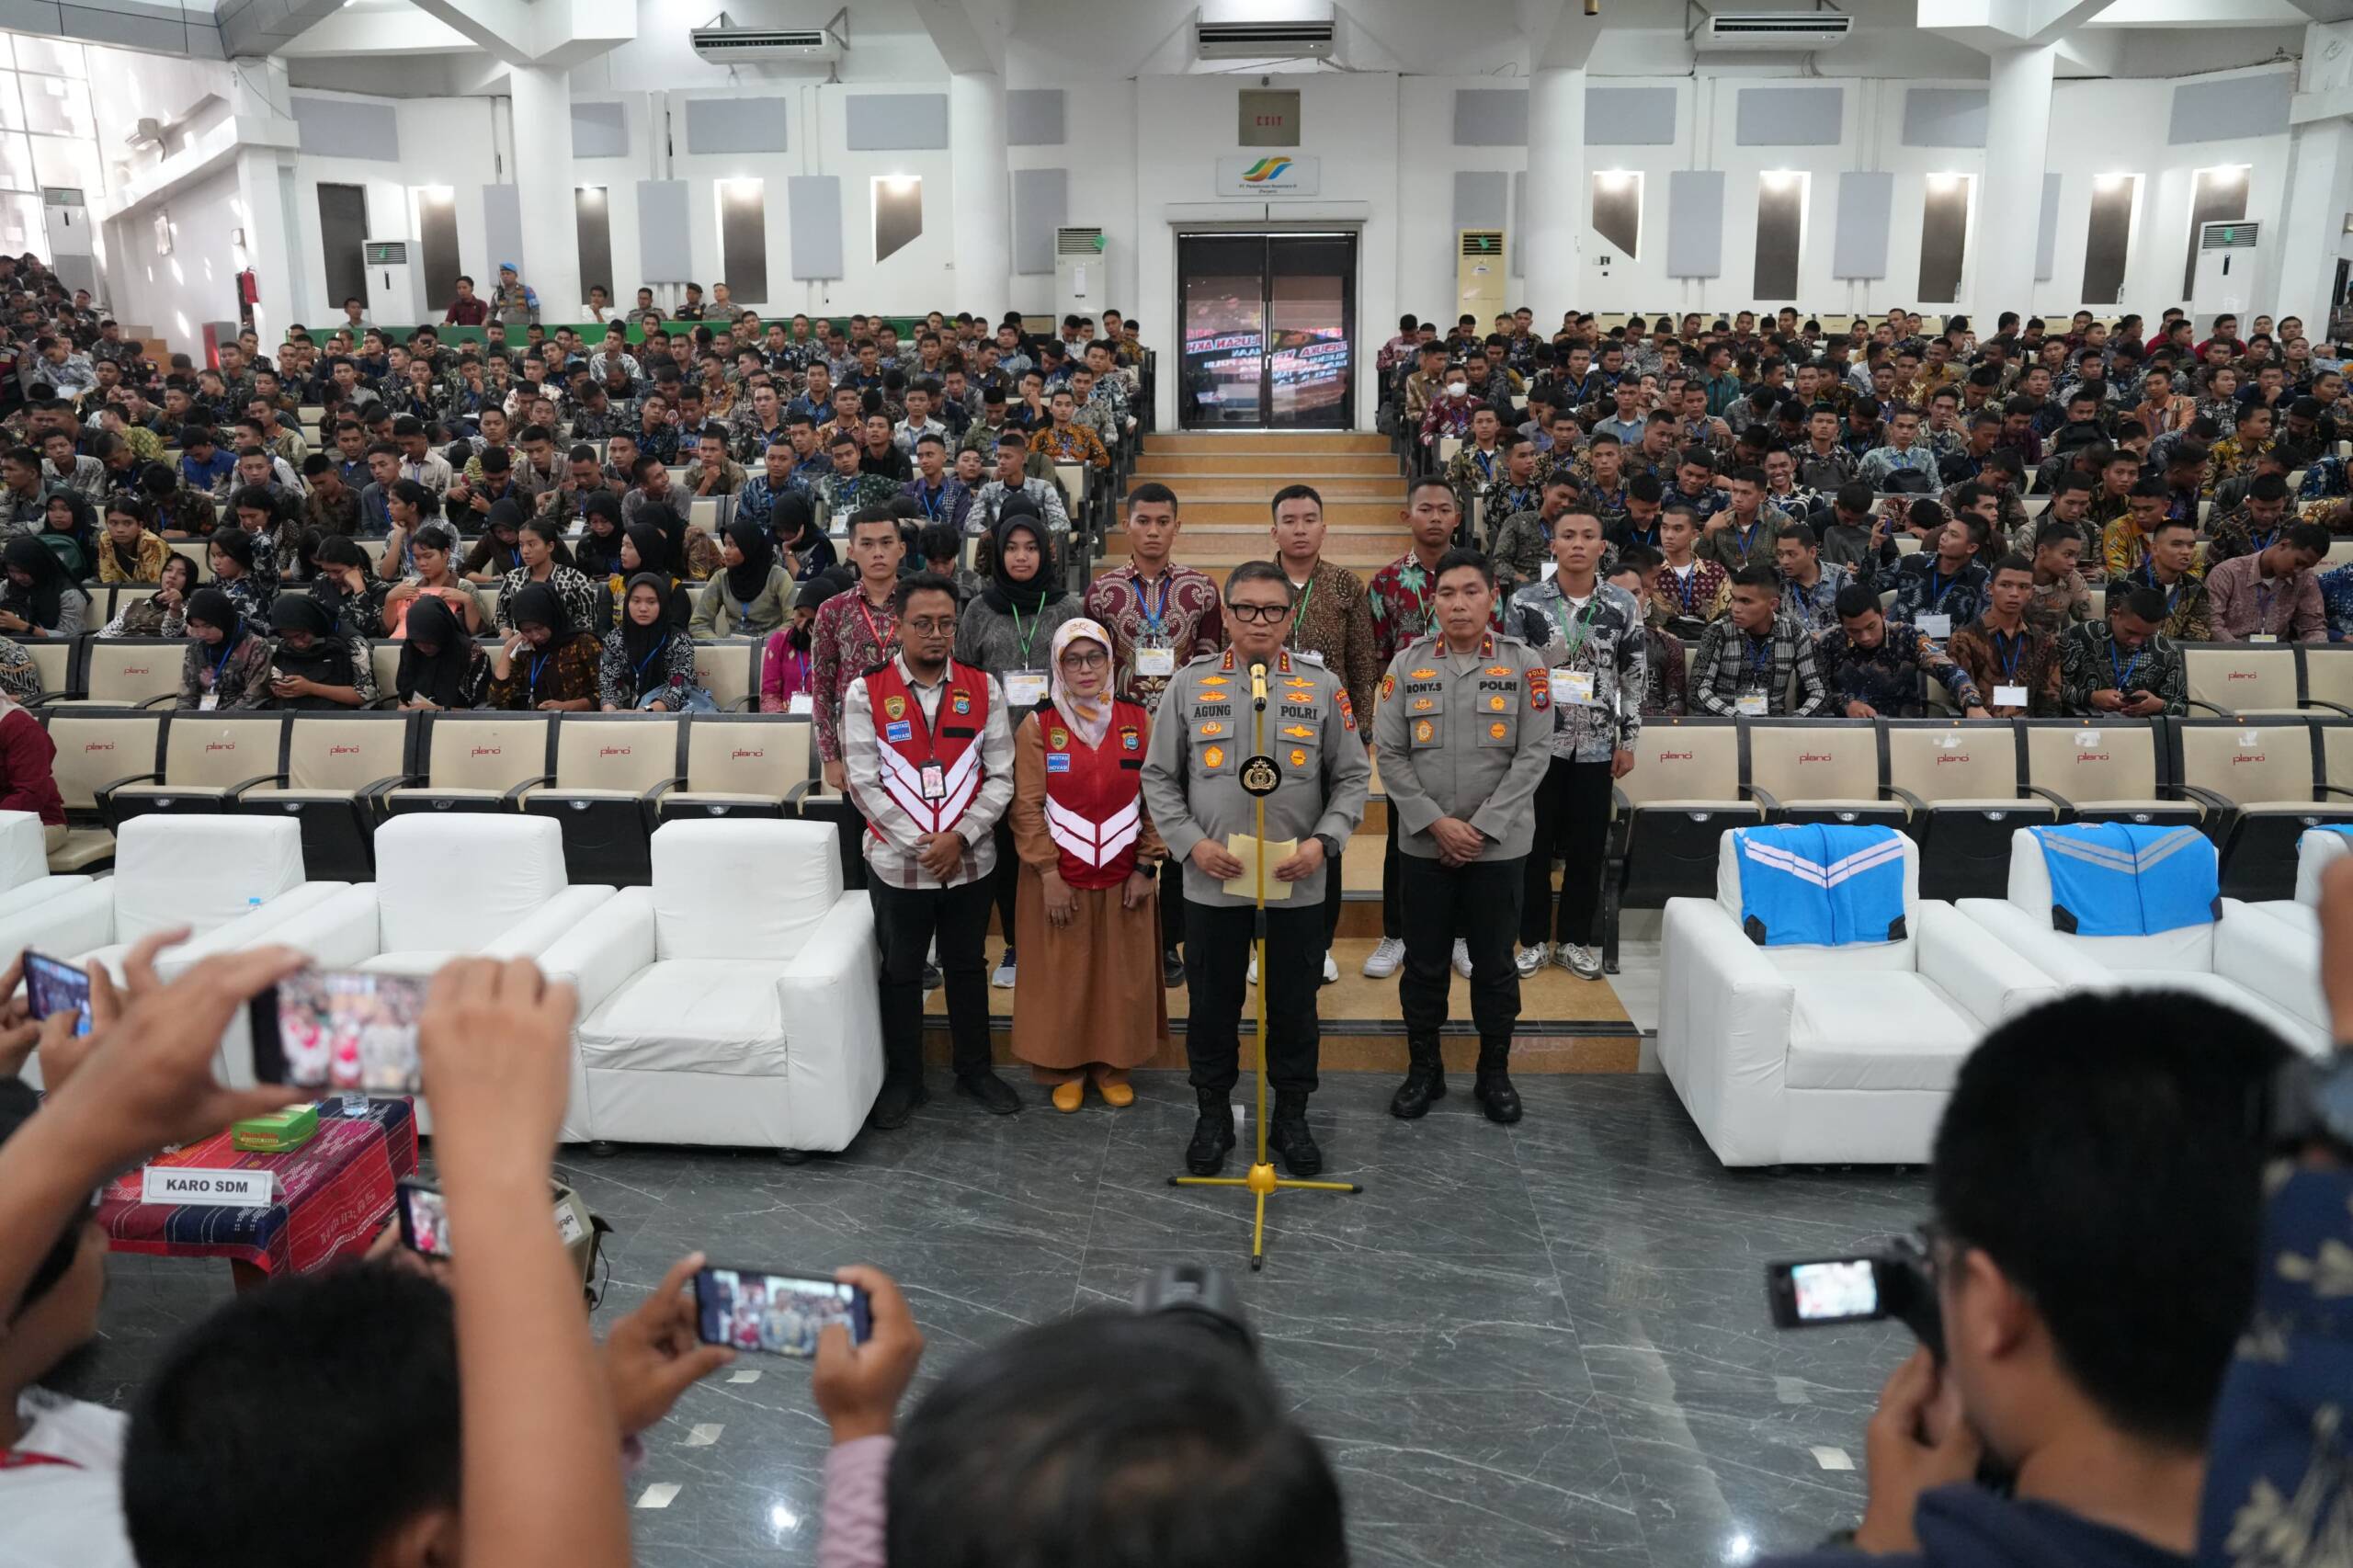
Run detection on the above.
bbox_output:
[1975,43,2056,321]
[1522,64,1587,328]
[507,62,581,319]
[949,70,1011,313]
[2274,119,2353,329]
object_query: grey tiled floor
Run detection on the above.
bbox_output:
[78,1072,1926,1568]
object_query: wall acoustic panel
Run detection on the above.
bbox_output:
[2167,73,2291,144]
[1453,170,1507,229]
[1011,166,1065,276]
[572,101,627,159]
[482,184,522,279]
[636,179,690,282]
[1831,170,1893,280]
[845,93,949,152]
[1666,169,1725,278]
[1734,86,1842,148]
[787,174,843,281]
[1586,86,1677,146]
[1006,88,1064,146]
[2036,171,2061,282]
[684,97,788,155]
[1453,88,1528,146]
[1901,87,1987,150]
[290,94,400,161]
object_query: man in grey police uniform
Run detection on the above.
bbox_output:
[1142,560,1370,1180]
[1372,546,1556,1126]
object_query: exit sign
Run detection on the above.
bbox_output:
[1238,88,1301,148]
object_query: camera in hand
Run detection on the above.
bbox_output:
[1765,1236,1942,1358]
[692,1266,871,1358]
[250,968,428,1093]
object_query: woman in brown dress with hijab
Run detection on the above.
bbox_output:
[1009,617,1170,1109]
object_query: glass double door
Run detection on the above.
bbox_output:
[1176,232,1357,429]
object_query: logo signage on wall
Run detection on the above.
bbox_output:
[1215,155,1321,198]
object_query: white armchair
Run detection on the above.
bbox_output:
[247,814,615,1135]
[2181,829,2341,1041]
[537,819,882,1153]
[1658,831,2060,1167]
[0,809,89,921]
[1956,828,2328,1056]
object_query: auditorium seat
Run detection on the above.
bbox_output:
[1881,720,2062,900]
[1608,718,1760,959]
[18,635,76,702]
[654,711,810,822]
[517,712,684,885]
[537,820,883,1154]
[1743,719,1907,828]
[50,638,185,710]
[97,710,287,829]
[2302,646,2353,715]
[691,640,760,711]
[1957,826,2327,1056]
[281,813,614,1134]
[2168,717,2353,900]
[2183,643,2302,716]
[1657,830,2056,1167]
[379,711,556,814]
[2018,718,2201,826]
[227,710,418,880]
[40,708,165,869]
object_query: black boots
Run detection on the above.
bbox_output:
[1390,1039,1448,1119]
[1186,1087,1236,1176]
[1473,1040,1522,1125]
[1268,1091,1322,1176]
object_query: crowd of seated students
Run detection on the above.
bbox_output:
[1381,302,2353,726]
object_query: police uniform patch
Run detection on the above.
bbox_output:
[1526,667,1551,711]
[951,691,972,715]
[1199,721,1224,737]
[1290,748,1307,767]
[1204,744,1225,768]
[1414,719,1435,744]
[1281,723,1313,739]
[1380,672,1396,702]
[1485,665,1511,676]
[1337,691,1356,731]
[1489,722,1507,740]
[885,720,913,742]
[1120,726,1140,751]
[1202,676,1229,687]
[1409,666,1438,679]
[1045,753,1071,773]
[884,695,907,720]
[1486,694,1506,711]
[1413,696,1434,711]
[1049,727,1069,748]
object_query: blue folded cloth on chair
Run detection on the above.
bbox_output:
[2028,823,2218,936]
[1733,824,1909,948]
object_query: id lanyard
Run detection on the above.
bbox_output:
[208,634,237,688]
[527,650,551,700]
[1008,600,1039,666]
[855,594,896,660]
[2142,564,2184,614]
[1925,563,1960,613]
[1992,630,2026,685]
[1744,633,1775,690]
[2109,640,2143,693]
[916,482,945,523]
[1287,575,1315,647]
[1550,593,1601,663]
[1137,573,1172,640]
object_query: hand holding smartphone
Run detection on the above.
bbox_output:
[250,967,428,1093]
[692,1266,870,1358]
[23,949,92,1038]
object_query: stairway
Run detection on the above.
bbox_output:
[1107,430,1407,581]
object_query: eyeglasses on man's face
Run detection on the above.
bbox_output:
[1226,601,1290,624]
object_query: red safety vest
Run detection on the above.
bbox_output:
[864,660,992,838]
[1039,701,1150,890]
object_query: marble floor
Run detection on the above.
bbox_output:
[74,1069,1927,1568]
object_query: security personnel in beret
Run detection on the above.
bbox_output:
[1142,560,1370,1180]
[1372,546,1555,1125]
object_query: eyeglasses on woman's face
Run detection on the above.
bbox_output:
[1059,648,1109,671]
[1225,601,1290,624]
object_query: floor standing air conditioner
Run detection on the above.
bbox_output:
[1457,229,1505,323]
[39,187,93,298]
[2191,220,2266,337]
[1055,227,1105,322]
[363,239,419,324]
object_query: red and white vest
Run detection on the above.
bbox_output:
[864,659,992,838]
[1039,700,1149,891]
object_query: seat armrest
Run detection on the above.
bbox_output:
[2171,782,2236,814]
[1916,903,2062,1028]
[93,771,160,823]
[535,888,657,1018]
[224,771,290,801]
[1657,896,1796,1167]
[499,773,555,808]
[1741,783,1783,814]
[0,881,114,966]
[2023,784,2074,815]
[2303,699,2353,718]
[640,776,684,810]
[774,894,884,1126]
[2215,902,2329,1040]
[238,883,382,968]
[358,773,418,811]
[1882,784,1927,815]
[1950,898,2113,986]
[136,694,176,710]
[2187,697,2226,715]
[485,884,619,959]
[783,778,822,812]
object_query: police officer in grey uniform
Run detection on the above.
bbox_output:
[1373,546,1555,1125]
[1142,560,1370,1179]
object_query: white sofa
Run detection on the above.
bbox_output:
[2186,829,2341,1042]
[1957,827,2328,1057]
[1658,831,2061,1167]
[252,814,615,1136]
[537,819,882,1153]
[0,809,89,922]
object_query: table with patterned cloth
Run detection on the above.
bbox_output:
[97,1098,417,1286]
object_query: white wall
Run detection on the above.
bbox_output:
[113,163,243,351]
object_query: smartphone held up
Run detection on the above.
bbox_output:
[1764,1237,1943,1358]
[22,949,92,1038]
[692,1267,871,1358]
[250,967,428,1093]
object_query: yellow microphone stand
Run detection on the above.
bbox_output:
[1170,659,1361,1270]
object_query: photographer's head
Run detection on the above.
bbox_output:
[1929,991,2286,1471]
[887,1311,1344,1568]
[123,1261,460,1568]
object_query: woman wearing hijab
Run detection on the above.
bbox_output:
[574,491,626,579]
[36,490,96,580]
[460,500,525,584]
[392,595,489,710]
[176,586,272,710]
[487,580,598,711]
[772,492,838,582]
[690,517,794,641]
[600,574,711,711]
[99,552,196,638]
[494,510,598,634]
[0,535,89,640]
[954,497,1086,991]
[607,523,693,629]
[265,595,373,710]
[758,566,849,713]
[1007,617,1167,1110]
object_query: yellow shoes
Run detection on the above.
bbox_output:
[1099,1079,1136,1108]
[1051,1081,1086,1113]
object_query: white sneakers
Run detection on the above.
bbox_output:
[1514,944,1547,978]
[1558,943,1604,980]
[1249,951,1340,984]
[1361,937,1404,978]
[1246,951,1256,985]
[991,951,1017,989]
[1451,938,1473,978]
[1322,952,1339,985]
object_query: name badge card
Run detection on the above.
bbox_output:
[1993,684,2029,707]
[142,1167,276,1207]
[1734,693,1768,716]
[1135,642,1176,677]
[1553,667,1597,707]
[1915,613,1952,639]
[787,692,813,715]
[1006,669,1049,707]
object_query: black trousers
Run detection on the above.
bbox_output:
[990,819,1019,956]
[869,878,995,1083]
[1160,854,1185,953]
[1381,811,1403,940]
[1185,899,1323,1097]
[1519,756,1616,949]
[1398,855,1526,1048]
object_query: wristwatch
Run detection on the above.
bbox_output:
[1313,833,1343,863]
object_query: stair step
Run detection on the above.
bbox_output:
[1173,499,1397,524]
[1136,453,1402,476]
[1131,476,1403,500]
[1152,431,1392,454]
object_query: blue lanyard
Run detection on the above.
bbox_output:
[1744,633,1774,682]
[1992,630,2024,680]
[2109,642,2142,692]
[1674,567,1699,612]
[1926,564,1958,609]
[1734,520,1759,558]
[2140,564,2184,612]
[210,634,237,685]
[527,651,551,696]
[632,639,665,677]
[1137,573,1171,637]
[916,481,944,521]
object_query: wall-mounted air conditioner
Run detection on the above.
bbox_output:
[1197,0,1336,59]
[689,26,842,63]
[1701,12,1854,50]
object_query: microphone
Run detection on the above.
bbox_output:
[1249,661,1267,710]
